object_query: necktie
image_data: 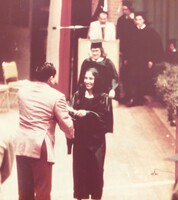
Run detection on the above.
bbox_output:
[101,27,105,40]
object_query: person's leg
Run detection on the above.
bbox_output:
[90,139,106,200]
[32,142,53,200]
[16,156,35,200]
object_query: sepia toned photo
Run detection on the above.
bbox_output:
[0,0,178,199]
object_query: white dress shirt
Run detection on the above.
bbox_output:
[88,21,116,41]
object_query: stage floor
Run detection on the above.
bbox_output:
[0,99,176,200]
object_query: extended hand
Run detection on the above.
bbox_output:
[108,89,115,99]
[75,110,87,117]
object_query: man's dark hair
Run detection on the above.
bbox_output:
[123,0,133,10]
[98,10,108,17]
[35,62,56,82]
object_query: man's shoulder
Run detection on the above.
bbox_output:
[47,86,65,99]
[90,20,100,26]
[106,21,115,27]
[117,15,127,24]
[19,81,65,99]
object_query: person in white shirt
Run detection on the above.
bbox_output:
[87,10,116,41]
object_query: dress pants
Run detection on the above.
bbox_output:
[16,141,53,200]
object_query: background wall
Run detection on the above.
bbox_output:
[0,0,32,82]
[108,0,178,50]
[0,0,177,92]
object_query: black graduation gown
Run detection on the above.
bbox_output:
[78,57,119,95]
[71,92,111,199]
[78,57,119,120]
[128,26,164,100]
[116,15,135,99]
[116,15,135,59]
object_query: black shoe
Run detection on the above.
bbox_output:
[119,96,130,104]
[126,99,137,107]
[170,120,176,127]
[126,98,144,107]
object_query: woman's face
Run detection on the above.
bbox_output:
[91,48,101,60]
[84,71,95,91]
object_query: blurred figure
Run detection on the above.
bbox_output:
[14,62,74,200]
[126,11,164,107]
[69,68,112,200]
[116,0,135,103]
[0,126,14,199]
[0,132,14,184]
[165,39,178,64]
[87,10,116,41]
[167,154,178,200]
[172,180,178,200]
[164,39,178,126]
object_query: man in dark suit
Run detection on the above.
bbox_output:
[116,0,135,103]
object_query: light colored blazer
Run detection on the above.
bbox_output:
[88,20,116,41]
[14,81,74,163]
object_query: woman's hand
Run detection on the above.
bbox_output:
[66,105,77,116]
[75,110,87,117]
[108,89,115,99]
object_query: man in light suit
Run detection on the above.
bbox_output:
[14,62,74,200]
[87,10,116,41]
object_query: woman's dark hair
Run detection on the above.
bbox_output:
[35,62,56,82]
[135,11,149,25]
[100,47,107,58]
[84,67,103,95]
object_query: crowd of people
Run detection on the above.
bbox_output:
[87,0,175,109]
[1,1,177,200]
[116,1,165,106]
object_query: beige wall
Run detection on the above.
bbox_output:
[91,0,122,25]
[108,0,122,25]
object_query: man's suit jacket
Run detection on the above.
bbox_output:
[14,81,74,163]
[88,21,116,41]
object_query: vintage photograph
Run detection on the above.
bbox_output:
[0,0,178,199]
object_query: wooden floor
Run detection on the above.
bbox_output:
[0,100,176,200]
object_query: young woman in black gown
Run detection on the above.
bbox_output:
[68,67,112,200]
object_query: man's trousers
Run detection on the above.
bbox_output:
[16,142,53,200]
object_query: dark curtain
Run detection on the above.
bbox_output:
[91,0,104,22]
[70,0,91,96]
[140,0,178,49]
